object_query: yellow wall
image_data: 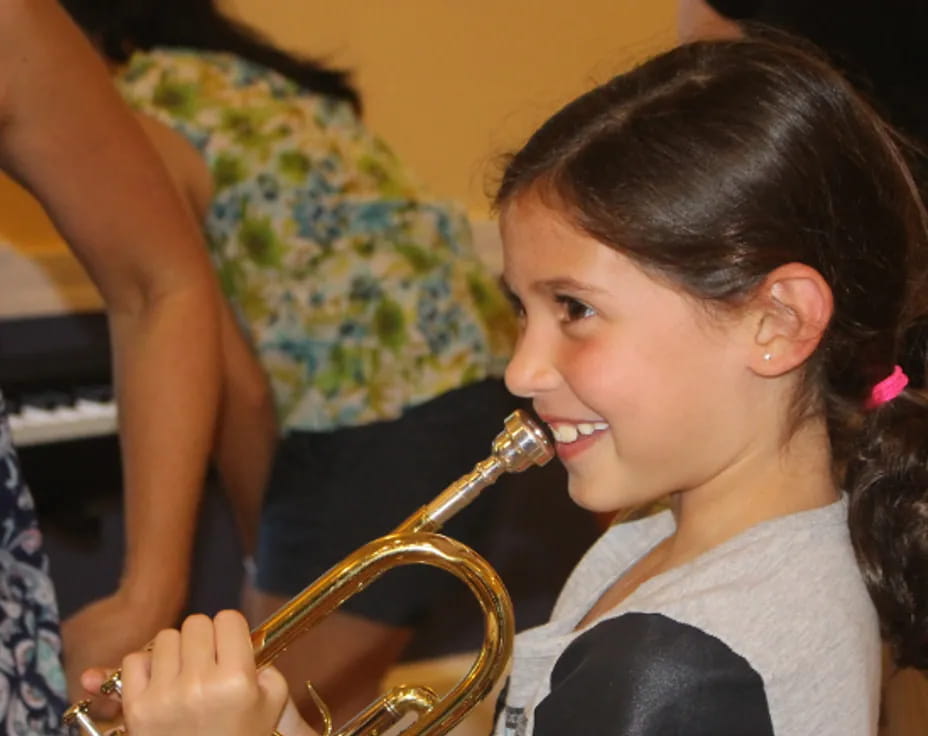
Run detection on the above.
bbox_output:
[1,0,678,256]
[223,0,678,214]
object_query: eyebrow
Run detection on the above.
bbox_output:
[501,276,605,297]
[539,277,607,298]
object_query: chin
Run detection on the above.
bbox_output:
[565,477,625,514]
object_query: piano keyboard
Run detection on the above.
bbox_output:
[7,387,116,447]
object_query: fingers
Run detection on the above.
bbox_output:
[211,611,289,730]
[213,610,253,669]
[121,625,180,708]
[180,613,217,675]
[121,643,154,704]
[80,665,126,722]
[116,611,277,736]
[148,627,182,687]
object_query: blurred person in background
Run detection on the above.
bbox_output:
[0,0,273,728]
[60,0,544,727]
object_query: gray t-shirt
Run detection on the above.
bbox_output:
[494,496,881,735]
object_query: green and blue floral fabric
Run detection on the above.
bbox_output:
[118,49,515,431]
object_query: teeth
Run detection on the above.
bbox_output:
[549,421,608,444]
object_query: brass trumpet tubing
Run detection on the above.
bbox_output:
[399,457,506,534]
[64,410,551,736]
[251,533,514,675]
[333,686,439,736]
[400,410,552,534]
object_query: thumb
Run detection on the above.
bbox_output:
[79,666,112,696]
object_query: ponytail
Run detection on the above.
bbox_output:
[846,390,928,670]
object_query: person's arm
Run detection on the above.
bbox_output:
[0,0,221,695]
[677,0,746,42]
[212,307,278,556]
[132,109,279,556]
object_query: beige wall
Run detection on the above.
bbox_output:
[1,0,678,260]
[224,0,677,214]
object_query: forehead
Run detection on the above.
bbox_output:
[499,195,735,331]
[500,195,637,287]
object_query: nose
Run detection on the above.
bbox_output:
[504,328,560,398]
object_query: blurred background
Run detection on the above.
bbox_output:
[0,0,677,249]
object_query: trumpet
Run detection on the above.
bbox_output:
[65,409,553,736]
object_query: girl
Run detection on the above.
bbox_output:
[95,36,928,736]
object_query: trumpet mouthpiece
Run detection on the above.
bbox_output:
[493,410,554,472]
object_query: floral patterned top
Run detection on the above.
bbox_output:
[117,49,515,432]
[0,392,68,733]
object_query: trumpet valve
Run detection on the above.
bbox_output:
[63,700,106,736]
[100,670,123,697]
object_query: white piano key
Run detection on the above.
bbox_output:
[20,406,58,423]
[75,400,106,416]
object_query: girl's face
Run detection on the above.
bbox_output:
[501,196,762,512]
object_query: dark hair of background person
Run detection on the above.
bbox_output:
[495,38,928,671]
[58,0,362,113]
[705,1,928,161]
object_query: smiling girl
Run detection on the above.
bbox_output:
[89,35,928,736]
[490,36,927,736]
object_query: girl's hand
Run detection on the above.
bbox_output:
[119,610,292,736]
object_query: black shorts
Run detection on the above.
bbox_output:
[254,379,525,627]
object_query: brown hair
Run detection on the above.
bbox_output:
[497,38,928,669]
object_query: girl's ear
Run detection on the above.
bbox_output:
[749,262,833,376]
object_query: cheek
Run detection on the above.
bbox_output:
[565,322,726,427]
[559,337,652,415]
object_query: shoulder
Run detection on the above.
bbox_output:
[638,506,881,733]
[534,613,774,736]
[0,0,85,124]
[0,0,43,37]
[661,505,879,661]
[550,511,674,619]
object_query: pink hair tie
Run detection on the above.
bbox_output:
[866,364,909,409]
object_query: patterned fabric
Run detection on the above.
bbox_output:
[0,393,67,734]
[118,49,515,432]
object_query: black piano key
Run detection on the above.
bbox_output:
[20,390,75,410]
[74,384,114,404]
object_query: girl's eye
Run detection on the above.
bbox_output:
[555,294,595,322]
[503,285,526,319]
